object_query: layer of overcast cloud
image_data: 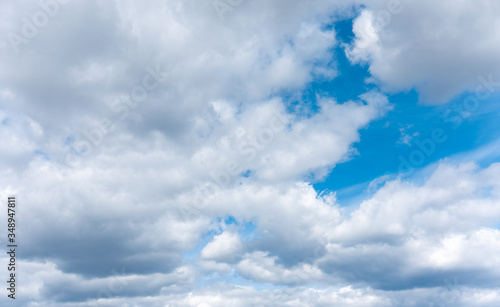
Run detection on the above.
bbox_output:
[346,0,500,104]
[1,0,500,306]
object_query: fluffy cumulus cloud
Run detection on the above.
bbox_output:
[0,0,500,306]
[346,0,500,104]
[320,162,500,290]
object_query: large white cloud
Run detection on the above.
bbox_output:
[318,162,500,290]
[346,0,500,103]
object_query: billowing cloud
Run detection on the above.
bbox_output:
[346,0,500,103]
[0,0,499,306]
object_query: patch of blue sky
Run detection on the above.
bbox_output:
[220,215,258,241]
[64,136,74,146]
[452,137,500,169]
[223,215,238,225]
[241,170,252,178]
[278,17,371,117]
[34,149,49,160]
[308,18,500,206]
[239,220,257,241]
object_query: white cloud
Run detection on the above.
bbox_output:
[318,161,500,290]
[201,232,243,262]
[346,0,500,103]
[328,162,500,244]
[236,251,326,285]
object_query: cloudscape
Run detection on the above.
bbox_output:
[1,0,500,306]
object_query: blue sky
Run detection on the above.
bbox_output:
[1,1,500,306]
[308,17,500,206]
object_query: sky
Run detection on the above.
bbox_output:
[1,0,500,306]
